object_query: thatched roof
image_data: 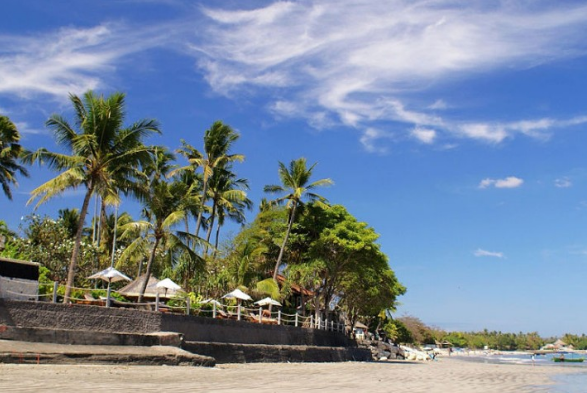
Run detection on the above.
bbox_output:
[553,339,567,347]
[117,274,181,299]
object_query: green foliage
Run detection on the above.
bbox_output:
[256,278,280,300]
[89,289,126,301]
[14,214,100,284]
[384,319,414,343]
[560,334,587,350]
[0,115,29,200]
[167,291,203,314]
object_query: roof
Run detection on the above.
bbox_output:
[0,256,40,267]
[117,274,181,299]
[276,274,314,296]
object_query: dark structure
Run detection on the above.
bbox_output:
[0,299,371,363]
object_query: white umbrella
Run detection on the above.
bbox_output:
[155,278,182,297]
[88,267,132,307]
[254,297,282,307]
[222,288,252,301]
[88,267,132,282]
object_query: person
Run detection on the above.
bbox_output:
[531,354,536,366]
[448,347,453,356]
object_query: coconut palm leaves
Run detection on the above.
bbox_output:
[120,148,205,302]
[0,115,28,200]
[174,121,244,241]
[204,167,252,255]
[23,91,160,302]
[264,157,333,280]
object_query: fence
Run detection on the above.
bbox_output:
[0,280,348,334]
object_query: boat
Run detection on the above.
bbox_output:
[552,356,584,363]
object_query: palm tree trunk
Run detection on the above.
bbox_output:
[272,202,297,281]
[204,200,217,255]
[184,217,190,248]
[194,179,209,239]
[64,187,94,303]
[213,221,221,259]
[138,236,161,303]
[136,257,144,279]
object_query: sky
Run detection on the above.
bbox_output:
[2,0,587,337]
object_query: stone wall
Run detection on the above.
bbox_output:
[0,300,354,348]
[0,300,162,334]
[161,313,354,347]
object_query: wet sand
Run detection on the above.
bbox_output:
[0,357,580,392]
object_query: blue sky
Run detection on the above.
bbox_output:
[3,0,587,337]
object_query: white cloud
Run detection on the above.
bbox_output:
[474,248,504,258]
[0,23,174,100]
[428,99,448,110]
[3,1,587,152]
[359,128,393,153]
[13,122,46,137]
[555,177,572,188]
[193,1,587,149]
[479,176,524,189]
[495,177,524,189]
[411,127,436,144]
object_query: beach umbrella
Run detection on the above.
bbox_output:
[88,267,131,307]
[88,266,132,283]
[254,297,282,307]
[222,288,253,301]
[155,278,182,297]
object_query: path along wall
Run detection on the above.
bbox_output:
[0,300,355,348]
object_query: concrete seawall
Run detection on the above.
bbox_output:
[0,299,372,363]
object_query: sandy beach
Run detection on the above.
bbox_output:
[0,357,582,393]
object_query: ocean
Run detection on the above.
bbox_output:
[455,352,587,392]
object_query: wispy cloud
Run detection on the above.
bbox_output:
[13,122,47,137]
[555,177,572,188]
[192,1,587,149]
[479,176,524,189]
[474,248,505,258]
[360,128,393,153]
[0,22,175,100]
[3,1,587,152]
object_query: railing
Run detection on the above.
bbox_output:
[0,279,348,334]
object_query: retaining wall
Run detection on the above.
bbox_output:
[0,300,354,348]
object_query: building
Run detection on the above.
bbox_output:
[0,257,40,300]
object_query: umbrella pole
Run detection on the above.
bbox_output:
[106,279,112,308]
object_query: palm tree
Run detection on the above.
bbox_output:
[264,157,333,281]
[23,91,160,302]
[204,167,252,255]
[173,121,244,241]
[121,148,203,302]
[0,115,29,200]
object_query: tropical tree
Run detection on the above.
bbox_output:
[264,157,333,281]
[204,167,252,255]
[0,115,29,200]
[23,91,160,302]
[174,121,244,241]
[120,148,203,302]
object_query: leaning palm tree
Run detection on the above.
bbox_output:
[23,91,160,302]
[264,158,333,281]
[173,121,244,241]
[0,115,29,200]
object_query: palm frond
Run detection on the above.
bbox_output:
[27,168,85,207]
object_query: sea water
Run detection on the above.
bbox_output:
[455,352,587,392]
